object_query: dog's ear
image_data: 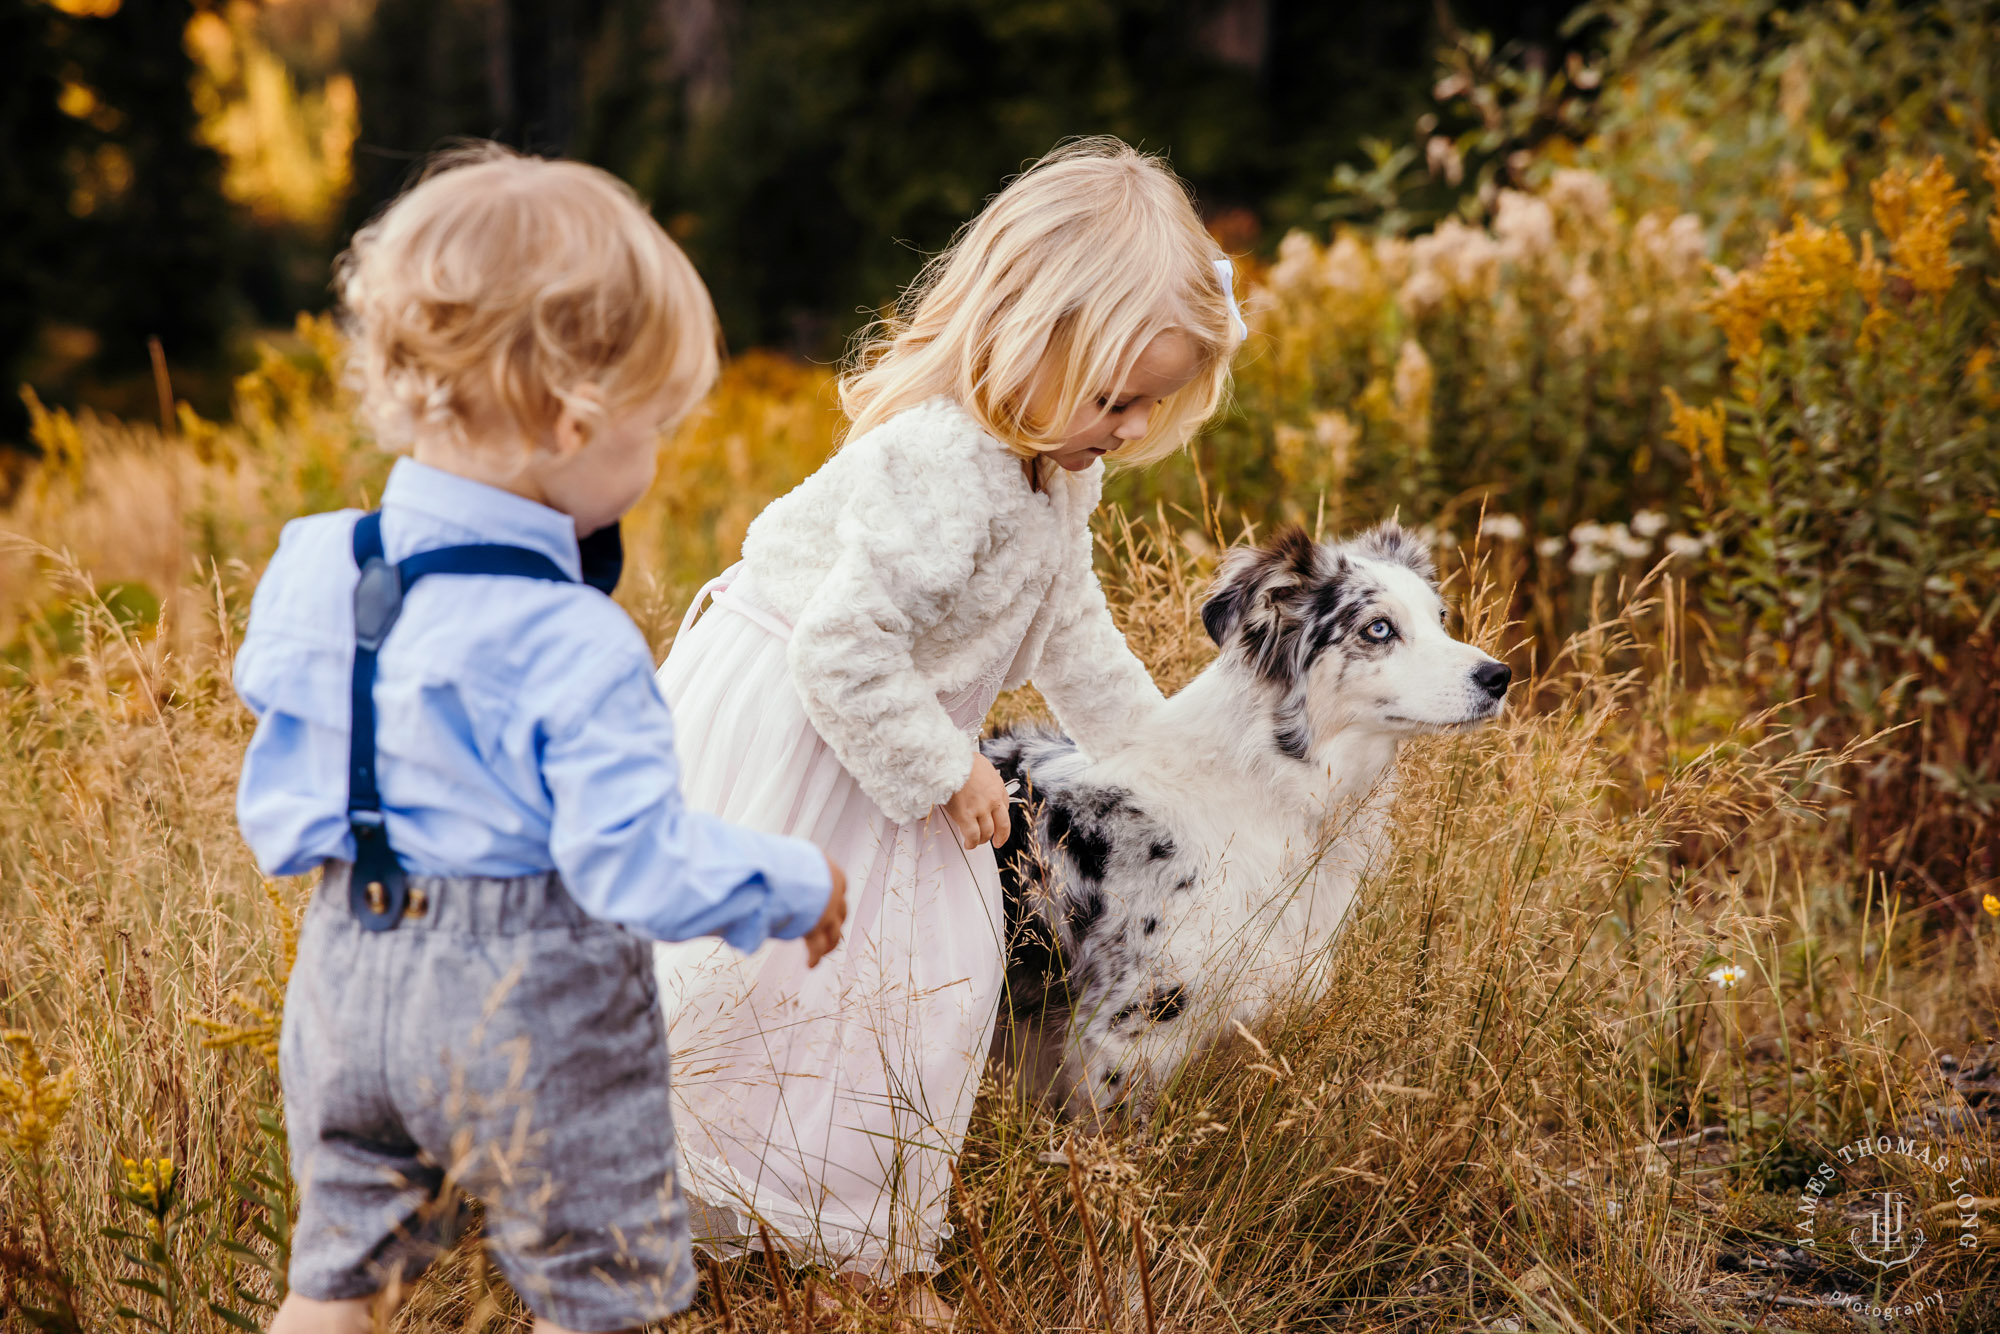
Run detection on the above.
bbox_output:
[1201,528,1324,664]
[1200,544,1263,646]
[1353,521,1436,584]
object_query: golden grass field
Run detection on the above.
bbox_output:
[5,156,2000,1330]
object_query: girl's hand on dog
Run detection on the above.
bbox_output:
[944,754,1011,851]
[803,855,848,966]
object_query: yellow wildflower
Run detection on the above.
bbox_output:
[119,1155,177,1240]
[1871,157,1966,299]
[1968,346,2000,411]
[121,1155,176,1215]
[0,1030,81,1159]
[1855,232,1891,351]
[192,880,298,1070]
[20,387,88,494]
[1664,388,1727,474]
[1704,264,1767,361]
[1762,217,1855,340]
[1984,892,1999,918]
[1705,218,1855,355]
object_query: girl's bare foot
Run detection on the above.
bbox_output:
[802,1271,872,1329]
[892,1275,955,1331]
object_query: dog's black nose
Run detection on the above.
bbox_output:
[1473,660,1512,700]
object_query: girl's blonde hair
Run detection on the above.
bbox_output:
[840,137,1238,466]
[335,143,719,458]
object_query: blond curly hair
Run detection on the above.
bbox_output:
[335,143,718,462]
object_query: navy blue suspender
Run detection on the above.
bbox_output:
[345,510,614,931]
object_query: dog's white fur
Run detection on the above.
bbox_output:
[985,522,1508,1117]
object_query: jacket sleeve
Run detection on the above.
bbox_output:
[784,426,991,824]
[1030,484,1166,758]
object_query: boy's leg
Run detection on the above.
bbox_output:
[267,1288,405,1334]
[396,875,699,1329]
[281,877,458,1307]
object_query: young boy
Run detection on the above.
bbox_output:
[234,145,848,1334]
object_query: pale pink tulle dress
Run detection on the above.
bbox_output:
[652,561,1027,1280]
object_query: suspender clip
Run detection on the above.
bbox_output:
[349,818,409,932]
[353,556,403,651]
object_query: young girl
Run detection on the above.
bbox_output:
[652,137,1243,1318]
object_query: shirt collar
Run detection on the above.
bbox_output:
[379,458,583,581]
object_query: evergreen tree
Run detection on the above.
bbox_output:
[342,0,1480,355]
[345,0,610,231]
[64,0,234,378]
[0,0,77,442]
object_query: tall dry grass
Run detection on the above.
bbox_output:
[3,475,1995,1328]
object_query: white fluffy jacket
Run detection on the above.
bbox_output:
[738,396,1165,824]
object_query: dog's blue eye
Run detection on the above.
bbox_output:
[1364,618,1395,642]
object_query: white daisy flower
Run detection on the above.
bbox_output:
[1604,522,1652,560]
[1664,533,1708,558]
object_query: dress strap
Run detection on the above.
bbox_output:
[346,510,579,933]
[677,562,797,643]
[677,564,738,640]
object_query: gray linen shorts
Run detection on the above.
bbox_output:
[279,862,696,1329]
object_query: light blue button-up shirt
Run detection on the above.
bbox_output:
[233,458,832,951]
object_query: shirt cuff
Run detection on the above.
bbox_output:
[746,829,834,941]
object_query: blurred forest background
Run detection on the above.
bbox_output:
[0,0,1575,442]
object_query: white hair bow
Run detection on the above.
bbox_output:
[1214,256,1248,343]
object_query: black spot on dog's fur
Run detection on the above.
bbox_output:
[1066,887,1106,942]
[1147,984,1187,1022]
[1085,787,1134,819]
[1308,568,1376,647]
[1142,916,1159,936]
[1045,796,1112,884]
[1148,837,1175,861]
[1273,717,1312,761]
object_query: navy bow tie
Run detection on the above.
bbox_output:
[578,522,624,596]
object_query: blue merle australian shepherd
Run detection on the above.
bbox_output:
[984,522,1511,1118]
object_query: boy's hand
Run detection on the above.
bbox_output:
[943,754,1011,851]
[803,855,847,967]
